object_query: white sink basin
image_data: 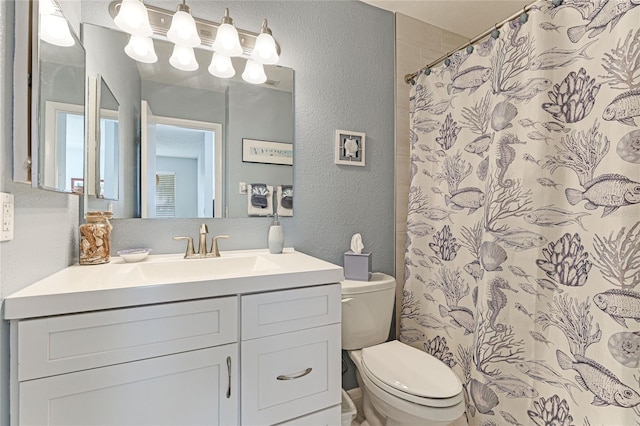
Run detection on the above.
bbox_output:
[133,254,280,281]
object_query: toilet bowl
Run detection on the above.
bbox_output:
[342,273,464,426]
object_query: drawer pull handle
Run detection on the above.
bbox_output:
[341,297,354,303]
[226,356,232,399]
[277,368,313,381]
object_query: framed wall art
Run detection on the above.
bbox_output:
[242,139,293,166]
[335,130,365,166]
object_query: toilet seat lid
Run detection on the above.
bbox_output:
[362,341,462,401]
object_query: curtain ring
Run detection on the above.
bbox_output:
[519,7,529,24]
[491,24,500,39]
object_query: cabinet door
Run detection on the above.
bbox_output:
[19,344,238,426]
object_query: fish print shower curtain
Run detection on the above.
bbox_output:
[401,0,640,424]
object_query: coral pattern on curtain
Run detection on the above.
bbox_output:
[401,0,640,424]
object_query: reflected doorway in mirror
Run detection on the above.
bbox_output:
[335,130,365,166]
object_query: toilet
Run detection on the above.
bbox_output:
[342,273,465,426]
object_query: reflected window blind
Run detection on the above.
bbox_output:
[156,172,176,218]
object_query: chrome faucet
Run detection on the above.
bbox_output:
[174,224,230,259]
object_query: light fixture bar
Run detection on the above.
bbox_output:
[108,1,281,58]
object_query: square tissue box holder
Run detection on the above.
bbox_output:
[344,251,371,281]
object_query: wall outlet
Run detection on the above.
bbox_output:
[0,192,14,241]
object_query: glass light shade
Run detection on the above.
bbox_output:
[114,0,152,36]
[167,10,201,47]
[251,32,279,64]
[169,44,199,71]
[39,0,56,16]
[242,59,267,85]
[208,52,235,78]
[40,14,75,47]
[124,34,157,63]
[212,23,243,57]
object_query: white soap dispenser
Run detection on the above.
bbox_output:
[268,214,284,254]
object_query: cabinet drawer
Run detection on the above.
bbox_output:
[18,296,237,381]
[241,284,340,340]
[274,405,341,425]
[241,323,341,425]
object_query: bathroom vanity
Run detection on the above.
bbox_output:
[4,249,343,425]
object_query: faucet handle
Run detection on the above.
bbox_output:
[173,236,195,258]
[210,235,230,257]
[200,223,209,234]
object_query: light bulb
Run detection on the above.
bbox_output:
[242,59,267,85]
[211,9,243,57]
[124,34,157,63]
[208,52,235,78]
[167,4,201,48]
[114,0,152,36]
[40,14,75,47]
[169,44,198,71]
[251,19,279,64]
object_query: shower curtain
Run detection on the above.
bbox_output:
[400,1,640,424]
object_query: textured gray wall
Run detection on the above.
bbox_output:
[0,0,395,420]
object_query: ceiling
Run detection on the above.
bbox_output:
[360,0,532,38]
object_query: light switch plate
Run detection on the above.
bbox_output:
[0,192,14,241]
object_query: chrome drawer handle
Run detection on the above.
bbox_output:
[277,367,313,381]
[226,356,231,399]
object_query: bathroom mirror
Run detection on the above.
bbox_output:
[14,0,86,192]
[98,78,120,200]
[81,20,294,219]
[86,75,120,203]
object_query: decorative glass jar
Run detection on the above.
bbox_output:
[79,211,113,265]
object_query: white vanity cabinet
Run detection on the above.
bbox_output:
[11,297,239,426]
[5,249,345,426]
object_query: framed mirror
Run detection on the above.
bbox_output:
[82,19,294,219]
[13,0,86,193]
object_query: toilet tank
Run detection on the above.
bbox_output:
[341,273,396,350]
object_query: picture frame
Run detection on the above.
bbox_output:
[335,130,365,166]
[242,139,293,166]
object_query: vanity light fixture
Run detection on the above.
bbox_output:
[166,1,201,48]
[209,52,235,78]
[39,0,75,47]
[242,59,267,85]
[124,34,158,63]
[211,8,243,57]
[251,19,279,65]
[169,44,199,71]
[109,1,281,84]
[114,0,152,36]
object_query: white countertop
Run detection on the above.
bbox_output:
[4,248,344,320]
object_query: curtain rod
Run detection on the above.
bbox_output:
[403,0,544,85]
